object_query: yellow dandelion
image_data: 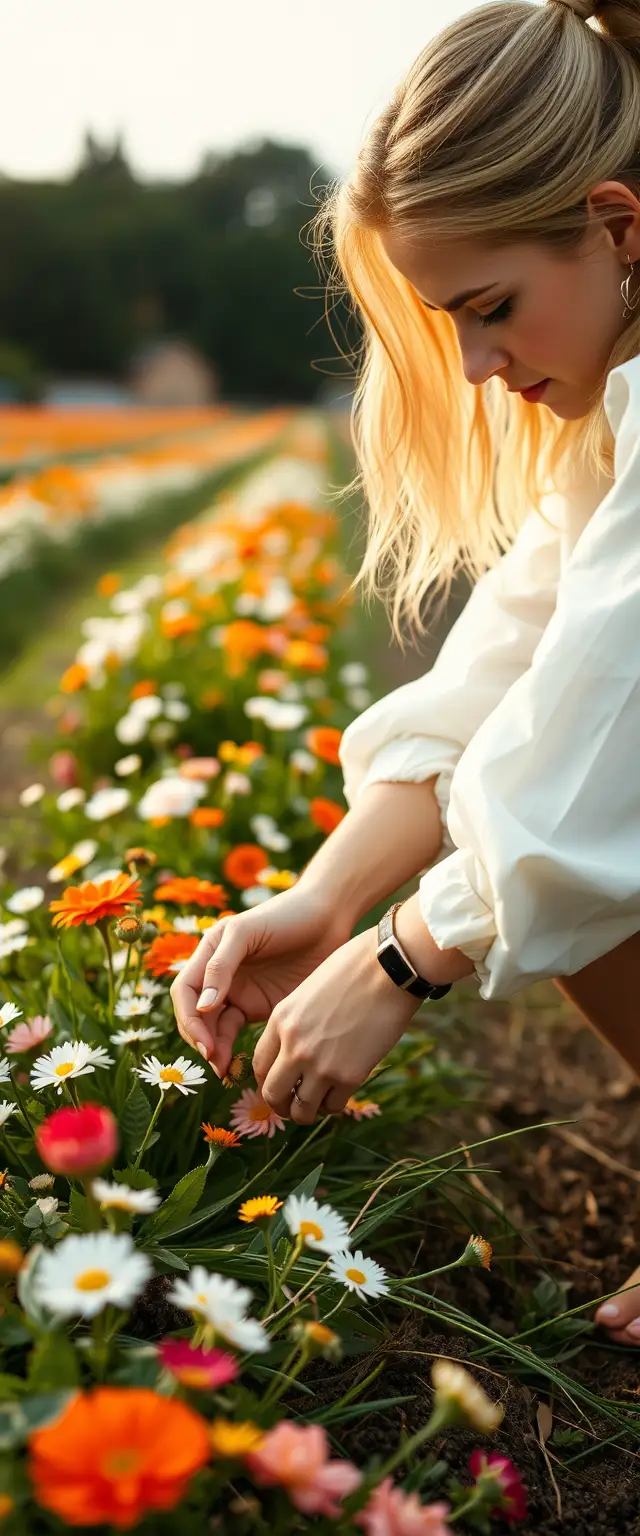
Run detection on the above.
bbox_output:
[209,1418,265,1458]
[238,1195,283,1224]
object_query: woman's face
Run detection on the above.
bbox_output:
[381,191,638,420]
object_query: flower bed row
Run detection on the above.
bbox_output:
[0,417,528,1531]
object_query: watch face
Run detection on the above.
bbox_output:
[377,940,414,989]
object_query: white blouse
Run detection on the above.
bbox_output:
[340,353,640,999]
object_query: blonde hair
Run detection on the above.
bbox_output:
[309,0,640,641]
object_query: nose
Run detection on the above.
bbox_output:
[459,342,510,390]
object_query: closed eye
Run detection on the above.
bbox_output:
[478,299,513,328]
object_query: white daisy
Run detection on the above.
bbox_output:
[19,783,45,807]
[92,867,126,885]
[84,788,130,821]
[0,922,30,960]
[119,979,164,1001]
[0,1101,16,1126]
[135,1055,205,1096]
[104,948,130,974]
[241,886,272,907]
[114,753,142,777]
[172,916,202,934]
[56,789,86,812]
[0,1002,22,1028]
[0,1062,12,1086]
[327,1249,390,1299]
[289,749,317,774]
[283,1194,350,1254]
[169,1267,269,1353]
[137,775,206,821]
[71,839,99,865]
[30,1042,114,1095]
[91,1179,161,1213]
[34,1231,152,1318]
[114,995,152,1020]
[115,713,147,746]
[339,662,368,686]
[111,1025,162,1046]
[5,886,44,914]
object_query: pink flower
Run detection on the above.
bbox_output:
[6,1015,53,1055]
[469,1453,527,1523]
[230,1088,286,1140]
[36,1103,118,1176]
[158,1340,238,1391]
[48,750,80,788]
[246,1421,361,1517]
[356,1478,452,1535]
[344,1096,381,1121]
[179,757,220,781]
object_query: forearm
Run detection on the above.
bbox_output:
[297,777,445,927]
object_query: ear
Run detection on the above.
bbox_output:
[586,180,640,265]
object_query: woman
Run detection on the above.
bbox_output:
[171,0,640,1345]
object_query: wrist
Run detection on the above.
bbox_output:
[394,893,475,986]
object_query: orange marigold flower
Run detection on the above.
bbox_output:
[199,688,225,710]
[154,877,228,909]
[59,662,89,694]
[236,741,264,767]
[189,807,225,829]
[161,612,202,640]
[129,679,158,700]
[309,797,346,835]
[49,874,142,930]
[28,1385,210,1529]
[305,726,343,765]
[238,1195,283,1223]
[96,572,121,598]
[202,1124,241,1148]
[223,844,269,889]
[223,619,267,661]
[284,640,329,672]
[209,1418,264,1459]
[143,932,199,977]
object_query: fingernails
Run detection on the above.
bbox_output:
[597,1303,620,1322]
[197,988,218,1010]
[627,1318,640,1338]
[196,1043,209,1061]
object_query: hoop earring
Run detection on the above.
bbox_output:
[621,254,640,319]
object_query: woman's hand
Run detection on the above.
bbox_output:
[169,886,352,1079]
[252,927,421,1125]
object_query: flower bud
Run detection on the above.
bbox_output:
[36,1103,118,1177]
[291,1319,342,1360]
[430,1359,503,1434]
[113,914,144,944]
[460,1235,492,1271]
[125,846,157,871]
[140,921,160,945]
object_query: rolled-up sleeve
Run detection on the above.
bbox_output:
[419,359,640,998]
[340,500,563,858]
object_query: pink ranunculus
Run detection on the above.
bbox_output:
[5,1015,53,1055]
[355,1477,452,1535]
[36,1103,118,1176]
[469,1452,527,1524]
[48,750,80,788]
[158,1340,238,1391]
[179,757,220,781]
[246,1422,361,1518]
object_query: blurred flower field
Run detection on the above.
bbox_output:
[0,410,633,1532]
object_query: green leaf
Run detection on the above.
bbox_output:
[155,1167,246,1241]
[19,1392,77,1436]
[47,996,73,1037]
[114,1051,133,1113]
[68,1189,91,1232]
[120,1079,152,1161]
[27,1332,80,1393]
[115,1167,157,1191]
[146,1245,189,1272]
[0,1374,27,1400]
[143,1164,207,1241]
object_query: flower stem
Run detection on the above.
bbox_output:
[98,921,116,1018]
[133,1093,163,1170]
[9,1071,34,1135]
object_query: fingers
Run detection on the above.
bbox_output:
[170,926,223,1052]
[595,1265,640,1343]
[252,1019,280,1092]
[196,918,247,1020]
[320,1084,354,1116]
[210,1005,246,1080]
[261,1052,331,1124]
[289,1072,333,1126]
[170,917,247,1059]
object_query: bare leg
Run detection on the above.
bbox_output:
[552,930,640,1343]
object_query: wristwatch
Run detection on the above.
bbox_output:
[376,901,453,1000]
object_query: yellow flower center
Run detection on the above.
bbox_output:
[306,1322,336,1345]
[75,1268,111,1292]
[300,1220,324,1242]
[54,1061,76,1077]
[249,1103,272,1121]
[196,1292,209,1305]
[178,1366,212,1389]
[345,1267,367,1286]
[103,1449,142,1477]
[159,1066,184,1084]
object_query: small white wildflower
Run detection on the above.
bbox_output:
[5,887,44,914]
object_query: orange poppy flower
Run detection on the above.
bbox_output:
[309,797,346,835]
[189,807,225,829]
[223,844,270,889]
[49,874,142,930]
[143,932,199,977]
[28,1385,210,1529]
[59,662,89,694]
[154,877,228,909]
[305,726,343,765]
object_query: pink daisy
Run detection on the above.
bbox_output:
[355,1477,452,1535]
[230,1087,286,1139]
[344,1097,381,1121]
[158,1339,238,1391]
[5,1015,53,1055]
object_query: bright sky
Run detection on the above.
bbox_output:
[1,0,474,183]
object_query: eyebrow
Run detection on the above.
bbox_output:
[420,284,500,313]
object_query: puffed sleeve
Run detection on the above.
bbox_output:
[419,357,640,998]
[339,501,563,859]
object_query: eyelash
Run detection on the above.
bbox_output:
[478,299,513,328]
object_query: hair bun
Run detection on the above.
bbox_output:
[552,0,598,17]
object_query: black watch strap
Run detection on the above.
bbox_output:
[376,902,452,1000]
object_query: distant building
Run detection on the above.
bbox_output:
[129,340,219,407]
